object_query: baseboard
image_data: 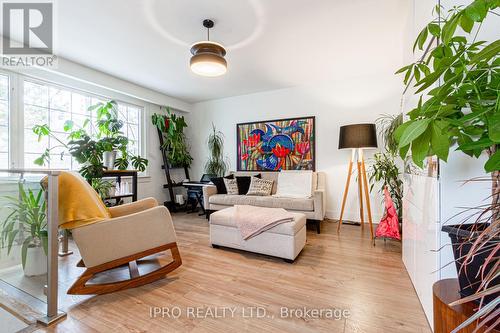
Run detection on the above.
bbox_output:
[325,210,382,224]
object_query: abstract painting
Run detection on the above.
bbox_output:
[237,116,315,171]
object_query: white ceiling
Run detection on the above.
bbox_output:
[56,0,410,103]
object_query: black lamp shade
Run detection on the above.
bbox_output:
[338,123,378,149]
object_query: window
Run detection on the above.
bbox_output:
[0,72,144,170]
[117,104,140,156]
[0,75,9,169]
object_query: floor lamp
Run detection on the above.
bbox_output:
[337,123,378,239]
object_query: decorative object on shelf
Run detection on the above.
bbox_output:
[32,100,148,184]
[237,116,315,171]
[1,183,48,276]
[395,1,499,331]
[204,123,229,177]
[152,107,191,211]
[175,194,185,205]
[190,19,227,77]
[337,123,377,240]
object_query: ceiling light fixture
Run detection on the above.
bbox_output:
[190,19,227,77]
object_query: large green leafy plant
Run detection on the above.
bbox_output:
[1,183,48,270]
[152,107,193,167]
[33,100,148,181]
[395,1,499,331]
[204,124,229,177]
[394,1,499,172]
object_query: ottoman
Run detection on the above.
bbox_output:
[209,206,307,262]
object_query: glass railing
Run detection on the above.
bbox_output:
[0,169,66,326]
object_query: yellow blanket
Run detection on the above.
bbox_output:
[43,172,111,229]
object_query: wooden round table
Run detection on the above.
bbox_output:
[433,278,498,333]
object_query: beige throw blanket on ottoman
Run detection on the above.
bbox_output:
[234,205,294,240]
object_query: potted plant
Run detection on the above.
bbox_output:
[91,178,115,200]
[32,100,148,182]
[152,107,193,168]
[394,0,499,330]
[204,123,229,177]
[369,114,404,221]
[1,183,48,276]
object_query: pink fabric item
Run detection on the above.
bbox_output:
[375,187,401,240]
[233,205,294,240]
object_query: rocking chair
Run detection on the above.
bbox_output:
[49,172,182,295]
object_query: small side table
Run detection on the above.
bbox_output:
[433,278,499,333]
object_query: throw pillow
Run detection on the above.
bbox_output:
[274,170,313,198]
[210,174,234,194]
[236,174,261,195]
[246,177,273,196]
[223,178,239,195]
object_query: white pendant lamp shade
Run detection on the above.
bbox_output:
[190,19,227,77]
[190,41,227,77]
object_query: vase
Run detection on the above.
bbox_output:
[103,150,117,170]
[23,246,47,276]
[442,223,499,304]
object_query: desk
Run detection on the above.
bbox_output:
[182,182,211,215]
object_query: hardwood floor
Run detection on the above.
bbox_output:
[35,214,430,333]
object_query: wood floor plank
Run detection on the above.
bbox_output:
[35,214,430,333]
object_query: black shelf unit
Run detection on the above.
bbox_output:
[97,169,138,206]
[157,128,190,212]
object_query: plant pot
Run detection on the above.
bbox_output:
[442,223,500,304]
[103,150,117,170]
[23,246,47,277]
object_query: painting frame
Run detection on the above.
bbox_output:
[236,116,316,172]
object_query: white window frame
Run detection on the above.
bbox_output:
[0,68,149,177]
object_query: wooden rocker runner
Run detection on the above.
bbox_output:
[44,172,182,295]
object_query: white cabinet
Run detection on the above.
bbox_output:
[402,173,440,327]
[402,152,489,329]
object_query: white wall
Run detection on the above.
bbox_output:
[186,72,406,222]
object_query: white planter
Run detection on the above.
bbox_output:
[103,150,117,170]
[23,246,47,277]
